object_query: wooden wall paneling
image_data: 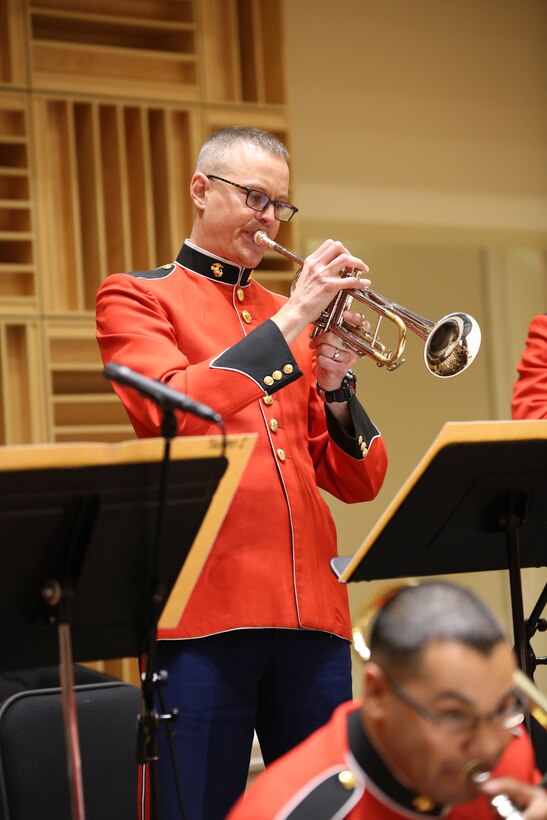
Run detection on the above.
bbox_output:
[123,106,153,270]
[140,107,158,266]
[29,1,199,101]
[0,91,37,312]
[0,320,47,444]
[33,96,83,313]
[74,101,107,311]
[158,106,201,258]
[236,0,264,103]
[83,657,140,688]
[234,0,285,104]
[45,319,133,442]
[256,0,285,106]
[203,104,289,144]
[99,104,132,276]
[35,97,203,313]
[148,108,170,263]
[0,0,29,87]
[197,0,285,105]
[197,0,242,103]
[149,105,200,262]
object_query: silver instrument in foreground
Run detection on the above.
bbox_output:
[254,230,481,378]
[465,765,524,819]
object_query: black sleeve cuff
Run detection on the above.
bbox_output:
[210,319,302,394]
[325,396,381,459]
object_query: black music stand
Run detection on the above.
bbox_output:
[0,435,255,819]
[332,420,547,764]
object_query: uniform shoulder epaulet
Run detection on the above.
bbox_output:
[283,769,359,819]
[126,263,175,280]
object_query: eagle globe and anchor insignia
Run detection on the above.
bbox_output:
[211,262,224,278]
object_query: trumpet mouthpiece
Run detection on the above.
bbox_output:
[254,230,270,245]
[461,760,486,786]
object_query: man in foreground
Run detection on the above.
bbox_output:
[229,581,547,819]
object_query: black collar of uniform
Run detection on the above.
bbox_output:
[176,242,254,286]
[347,708,446,817]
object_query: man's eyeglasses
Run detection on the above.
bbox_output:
[206,175,298,222]
[384,674,526,736]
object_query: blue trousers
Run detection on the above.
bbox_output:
[152,629,352,820]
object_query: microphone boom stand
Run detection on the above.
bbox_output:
[136,407,187,820]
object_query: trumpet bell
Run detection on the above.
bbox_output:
[424,313,482,378]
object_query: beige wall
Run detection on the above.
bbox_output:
[283,0,547,694]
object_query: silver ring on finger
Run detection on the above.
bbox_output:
[332,348,340,361]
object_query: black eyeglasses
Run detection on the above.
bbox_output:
[206,175,298,222]
[384,674,526,736]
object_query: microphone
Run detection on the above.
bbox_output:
[105,361,222,424]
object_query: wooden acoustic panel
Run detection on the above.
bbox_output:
[33,97,201,313]
[0,93,36,312]
[29,0,199,100]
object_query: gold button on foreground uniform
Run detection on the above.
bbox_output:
[413,796,435,813]
[272,370,282,381]
[338,770,356,790]
[276,448,286,462]
[283,364,293,374]
[264,376,274,386]
[270,418,279,433]
[242,310,252,323]
[262,395,273,405]
[236,288,244,302]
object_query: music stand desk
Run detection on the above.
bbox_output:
[0,433,256,671]
[333,420,546,583]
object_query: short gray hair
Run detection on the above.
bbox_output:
[195,126,289,173]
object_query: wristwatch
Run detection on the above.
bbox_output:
[317,370,357,403]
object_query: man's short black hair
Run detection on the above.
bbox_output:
[369,581,505,678]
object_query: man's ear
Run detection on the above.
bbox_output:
[362,663,391,719]
[190,172,208,210]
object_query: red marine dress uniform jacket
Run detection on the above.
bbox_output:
[96,241,388,641]
[512,313,547,420]
[228,701,542,820]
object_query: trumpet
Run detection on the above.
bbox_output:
[254,230,481,378]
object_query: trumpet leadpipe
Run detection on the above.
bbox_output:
[254,230,305,266]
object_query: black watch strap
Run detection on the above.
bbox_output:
[317,370,357,403]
